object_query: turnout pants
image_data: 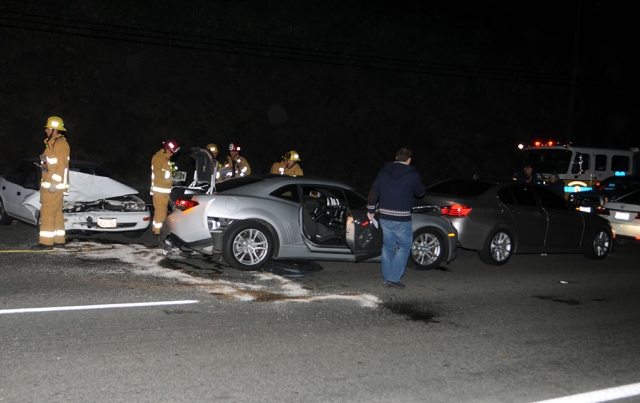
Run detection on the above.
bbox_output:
[152,192,170,235]
[39,189,65,246]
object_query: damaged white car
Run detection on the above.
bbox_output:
[0,158,150,235]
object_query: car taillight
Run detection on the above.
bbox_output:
[440,204,472,217]
[175,199,199,211]
[596,207,609,216]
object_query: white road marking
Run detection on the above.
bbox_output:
[0,300,199,315]
[532,381,640,403]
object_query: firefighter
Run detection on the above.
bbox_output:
[206,142,224,181]
[151,139,180,235]
[206,143,219,160]
[270,150,303,176]
[222,143,251,180]
[32,116,70,250]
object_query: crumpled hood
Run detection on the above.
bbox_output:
[23,171,139,209]
[382,161,416,179]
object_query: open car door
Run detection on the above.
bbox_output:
[345,209,383,261]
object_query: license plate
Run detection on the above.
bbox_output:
[579,206,591,213]
[98,218,117,228]
[614,212,630,220]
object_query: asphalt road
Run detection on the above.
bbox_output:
[1,220,640,403]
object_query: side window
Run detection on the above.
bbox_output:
[23,164,41,190]
[611,155,630,172]
[571,153,590,174]
[5,163,29,185]
[342,188,368,210]
[595,154,607,171]
[497,187,516,205]
[270,184,300,203]
[509,184,538,207]
[535,186,568,210]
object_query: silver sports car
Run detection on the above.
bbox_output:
[161,174,458,271]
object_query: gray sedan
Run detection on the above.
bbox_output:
[421,177,613,265]
[161,175,458,271]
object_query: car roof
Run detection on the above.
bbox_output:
[426,176,543,198]
[214,174,360,195]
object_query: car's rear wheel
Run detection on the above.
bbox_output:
[583,227,612,260]
[0,197,13,225]
[409,227,445,270]
[222,221,275,271]
[478,227,513,265]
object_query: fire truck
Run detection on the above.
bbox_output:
[517,141,639,193]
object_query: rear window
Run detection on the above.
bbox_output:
[214,176,264,192]
[426,179,495,198]
[615,190,640,204]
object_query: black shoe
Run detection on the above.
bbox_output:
[384,280,406,289]
[30,243,53,250]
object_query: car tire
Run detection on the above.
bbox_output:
[222,221,275,271]
[478,227,513,266]
[583,227,612,260]
[0,197,13,225]
[408,227,445,270]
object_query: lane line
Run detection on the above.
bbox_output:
[0,250,59,253]
[531,382,640,403]
[0,300,199,315]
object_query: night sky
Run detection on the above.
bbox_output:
[0,0,637,192]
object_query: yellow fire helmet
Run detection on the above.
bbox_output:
[206,143,218,153]
[284,150,301,161]
[44,116,66,131]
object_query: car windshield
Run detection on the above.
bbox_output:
[426,179,495,197]
[69,163,111,177]
[521,149,573,174]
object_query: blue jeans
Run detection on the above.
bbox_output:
[380,219,413,283]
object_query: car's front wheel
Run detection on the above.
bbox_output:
[583,227,612,260]
[478,227,513,265]
[409,227,445,270]
[222,221,275,271]
[0,197,13,225]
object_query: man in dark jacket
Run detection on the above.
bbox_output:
[367,147,425,289]
[514,164,537,183]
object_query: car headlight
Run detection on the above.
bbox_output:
[123,195,147,212]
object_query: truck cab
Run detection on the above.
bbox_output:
[518,142,638,194]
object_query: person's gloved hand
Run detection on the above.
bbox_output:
[49,186,57,194]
